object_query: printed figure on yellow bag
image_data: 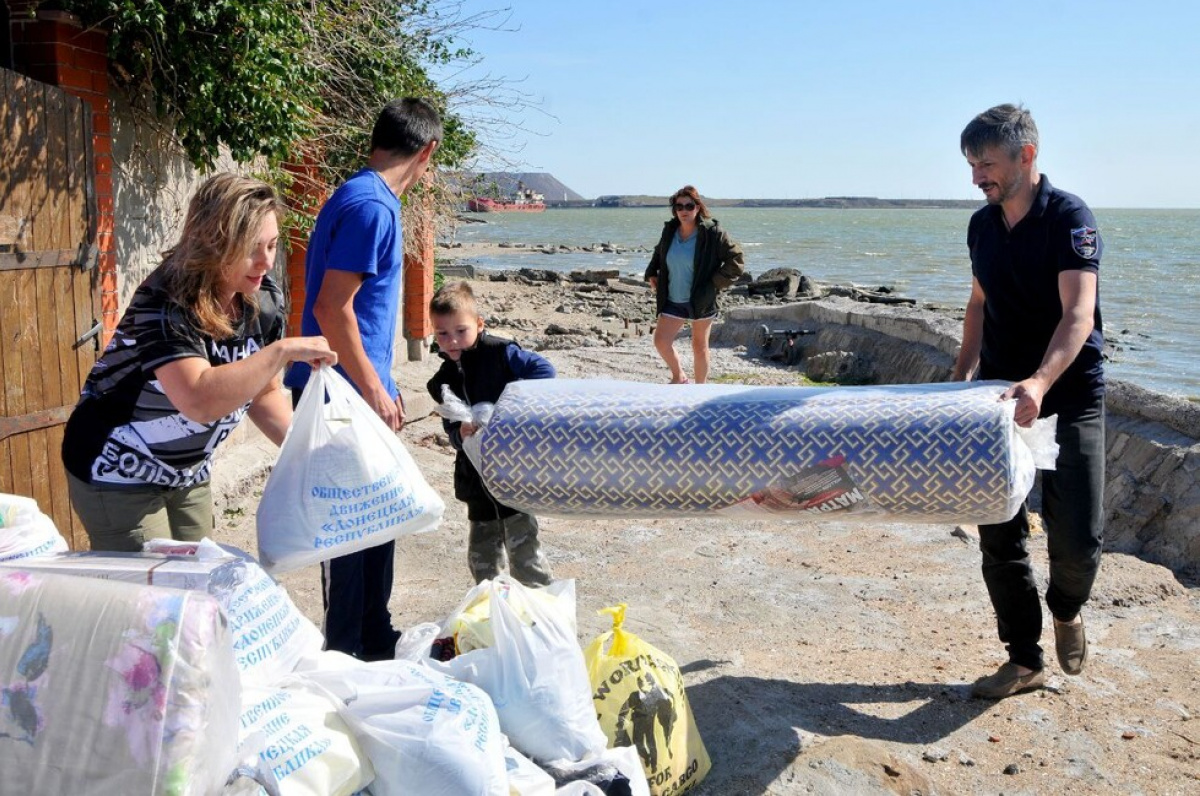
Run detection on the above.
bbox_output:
[614,671,678,773]
[585,603,710,796]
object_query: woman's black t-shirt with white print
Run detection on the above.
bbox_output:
[63,268,285,487]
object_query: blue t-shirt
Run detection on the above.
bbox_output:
[665,229,697,304]
[285,169,404,397]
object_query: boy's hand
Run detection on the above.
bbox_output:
[461,421,477,438]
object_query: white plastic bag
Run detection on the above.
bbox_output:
[543,746,650,796]
[435,384,496,429]
[294,654,509,796]
[1015,413,1060,470]
[236,684,374,796]
[0,492,68,562]
[394,621,442,662]
[431,577,608,764]
[442,577,578,655]
[434,385,492,471]
[257,366,444,574]
[503,741,556,795]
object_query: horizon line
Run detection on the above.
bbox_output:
[536,198,1198,211]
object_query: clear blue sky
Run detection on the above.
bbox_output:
[444,0,1199,208]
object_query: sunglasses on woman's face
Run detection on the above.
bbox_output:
[674,202,696,211]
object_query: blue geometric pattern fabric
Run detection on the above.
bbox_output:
[478,380,1032,524]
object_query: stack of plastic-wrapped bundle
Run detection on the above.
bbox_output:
[0,496,658,795]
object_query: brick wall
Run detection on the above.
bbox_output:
[283,158,324,338]
[403,185,436,347]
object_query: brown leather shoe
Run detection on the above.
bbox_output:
[970,662,1046,699]
[1054,615,1088,675]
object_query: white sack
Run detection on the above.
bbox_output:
[394,621,441,662]
[0,492,68,562]
[234,684,374,796]
[257,366,444,575]
[431,577,608,764]
[504,741,556,796]
[295,654,508,796]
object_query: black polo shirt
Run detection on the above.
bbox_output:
[967,175,1105,416]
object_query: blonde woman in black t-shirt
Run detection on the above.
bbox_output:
[62,174,337,551]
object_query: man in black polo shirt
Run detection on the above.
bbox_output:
[953,104,1106,699]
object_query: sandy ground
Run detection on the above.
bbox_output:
[214,276,1199,795]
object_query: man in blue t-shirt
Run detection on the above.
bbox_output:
[953,104,1105,700]
[285,98,441,660]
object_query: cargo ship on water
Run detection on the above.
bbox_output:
[467,182,546,213]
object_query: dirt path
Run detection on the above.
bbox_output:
[216,276,1199,795]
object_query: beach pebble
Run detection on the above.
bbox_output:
[922,747,949,763]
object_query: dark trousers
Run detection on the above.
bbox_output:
[978,396,1106,671]
[293,386,400,660]
[320,541,400,660]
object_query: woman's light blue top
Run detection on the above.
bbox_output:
[666,228,697,304]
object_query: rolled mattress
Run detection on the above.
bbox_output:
[0,570,240,794]
[474,379,1050,524]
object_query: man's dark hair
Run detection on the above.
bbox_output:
[961,103,1039,159]
[371,97,443,157]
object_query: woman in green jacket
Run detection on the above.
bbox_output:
[644,185,745,384]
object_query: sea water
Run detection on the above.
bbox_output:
[446,206,1199,400]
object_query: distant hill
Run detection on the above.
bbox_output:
[452,172,585,203]
[448,174,980,209]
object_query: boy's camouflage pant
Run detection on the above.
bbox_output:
[468,511,553,586]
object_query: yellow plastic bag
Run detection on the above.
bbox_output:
[584,604,711,796]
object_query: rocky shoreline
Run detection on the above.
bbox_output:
[440,261,937,351]
[440,255,1149,380]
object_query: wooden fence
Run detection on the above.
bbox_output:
[0,67,99,548]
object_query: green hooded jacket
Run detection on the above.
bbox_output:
[643,216,745,318]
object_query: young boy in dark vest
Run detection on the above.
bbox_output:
[426,281,555,586]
